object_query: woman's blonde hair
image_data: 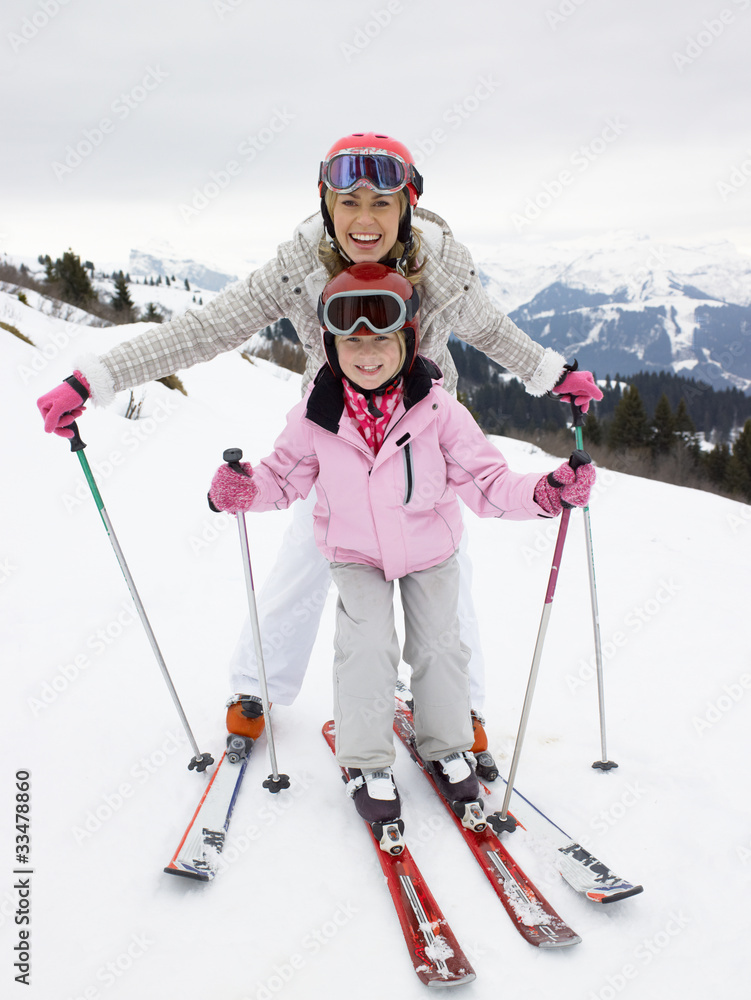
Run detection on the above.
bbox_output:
[318,188,423,285]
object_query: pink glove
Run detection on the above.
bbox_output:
[208,461,259,514]
[552,364,603,413]
[534,460,596,516]
[37,373,90,438]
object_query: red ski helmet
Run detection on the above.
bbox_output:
[318,132,423,207]
[318,133,423,263]
[319,262,420,381]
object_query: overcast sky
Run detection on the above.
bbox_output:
[3,0,751,272]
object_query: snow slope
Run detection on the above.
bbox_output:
[2,300,751,1000]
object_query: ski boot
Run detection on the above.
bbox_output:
[346,767,405,855]
[426,752,486,832]
[225,694,266,763]
[471,710,499,782]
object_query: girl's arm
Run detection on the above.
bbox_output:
[438,393,551,519]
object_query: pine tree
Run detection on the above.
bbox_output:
[583,410,603,446]
[607,385,652,450]
[143,303,163,323]
[651,393,675,455]
[673,398,696,435]
[44,249,95,306]
[704,442,730,487]
[112,273,134,315]
[726,420,751,499]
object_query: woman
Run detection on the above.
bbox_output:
[37,132,602,768]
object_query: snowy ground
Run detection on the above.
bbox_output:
[2,294,751,1000]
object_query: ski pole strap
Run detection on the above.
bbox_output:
[63,374,90,402]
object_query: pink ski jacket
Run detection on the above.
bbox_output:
[247,359,552,581]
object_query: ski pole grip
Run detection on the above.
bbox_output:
[68,421,86,452]
[568,448,591,472]
[570,400,585,427]
[223,447,251,477]
[560,448,592,509]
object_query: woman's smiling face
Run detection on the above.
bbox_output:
[331,189,401,263]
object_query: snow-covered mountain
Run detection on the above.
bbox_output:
[127,240,241,293]
[2,281,750,999]
[475,232,751,393]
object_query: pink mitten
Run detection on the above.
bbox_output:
[208,461,259,513]
[552,366,603,412]
[534,461,596,515]
[37,373,90,437]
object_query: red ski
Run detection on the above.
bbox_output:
[393,703,581,948]
[322,721,475,988]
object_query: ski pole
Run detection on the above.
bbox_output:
[222,448,290,794]
[67,423,214,772]
[571,405,617,771]
[493,449,592,830]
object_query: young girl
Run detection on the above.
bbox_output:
[37,132,601,772]
[207,262,595,836]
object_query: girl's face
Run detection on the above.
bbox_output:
[336,331,403,388]
[332,189,401,263]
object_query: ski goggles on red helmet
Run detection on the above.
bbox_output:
[318,285,420,338]
[319,150,424,200]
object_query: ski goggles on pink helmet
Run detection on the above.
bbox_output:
[319,263,421,376]
[318,269,420,338]
[319,150,424,206]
